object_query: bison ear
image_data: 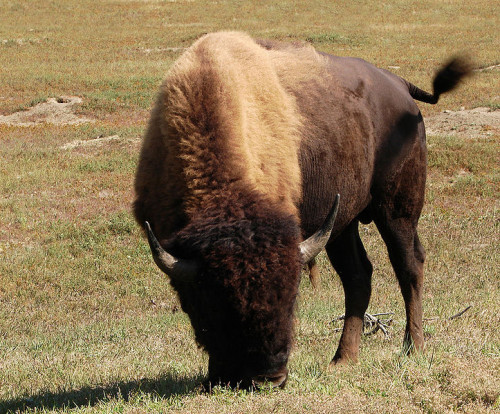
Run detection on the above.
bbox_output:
[299,194,340,264]
[144,221,198,282]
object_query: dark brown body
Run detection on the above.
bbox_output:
[134,32,469,386]
[293,54,428,361]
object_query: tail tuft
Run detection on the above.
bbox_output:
[432,57,472,102]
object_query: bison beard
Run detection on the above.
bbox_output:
[134,31,470,389]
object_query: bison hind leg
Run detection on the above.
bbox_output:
[374,216,425,355]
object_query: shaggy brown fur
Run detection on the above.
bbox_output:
[134,31,470,385]
[134,32,302,233]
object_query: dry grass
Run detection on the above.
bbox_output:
[0,1,498,413]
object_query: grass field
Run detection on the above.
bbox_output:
[0,1,498,413]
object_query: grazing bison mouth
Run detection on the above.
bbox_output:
[206,351,290,390]
[252,369,289,389]
[210,369,289,390]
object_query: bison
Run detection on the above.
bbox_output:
[133,32,469,389]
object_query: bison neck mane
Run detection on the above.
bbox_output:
[133,32,338,240]
[165,32,302,217]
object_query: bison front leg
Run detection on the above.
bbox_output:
[308,258,320,288]
[326,220,373,365]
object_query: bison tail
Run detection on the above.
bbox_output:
[406,56,472,104]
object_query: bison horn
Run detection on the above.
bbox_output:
[144,221,198,282]
[299,194,340,264]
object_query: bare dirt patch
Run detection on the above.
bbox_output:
[59,135,141,150]
[425,107,500,138]
[137,46,186,54]
[0,96,93,126]
[2,38,36,46]
[60,135,121,150]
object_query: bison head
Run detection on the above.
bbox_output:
[144,195,339,389]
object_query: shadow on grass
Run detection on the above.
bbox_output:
[0,372,205,413]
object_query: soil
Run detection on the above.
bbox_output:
[59,135,121,150]
[0,96,93,126]
[424,107,499,139]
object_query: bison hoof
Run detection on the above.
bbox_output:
[402,331,425,356]
[327,356,358,371]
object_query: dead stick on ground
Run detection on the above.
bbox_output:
[449,305,472,320]
[331,306,472,338]
[331,312,393,338]
[421,306,473,322]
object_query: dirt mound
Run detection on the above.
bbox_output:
[425,107,499,138]
[60,135,121,150]
[59,135,141,150]
[0,96,93,126]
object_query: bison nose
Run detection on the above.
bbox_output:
[252,369,288,389]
